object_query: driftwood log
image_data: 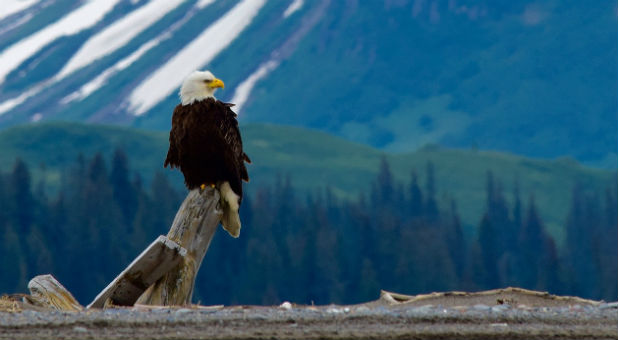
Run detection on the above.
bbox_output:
[135,187,222,306]
[25,275,82,311]
[378,287,603,307]
[87,236,187,308]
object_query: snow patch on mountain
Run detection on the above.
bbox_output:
[128,0,266,116]
[57,0,186,79]
[62,1,213,105]
[0,13,34,36]
[0,81,46,115]
[0,0,40,21]
[196,0,216,9]
[233,0,327,114]
[231,61,279,113]
[283,0,304,18]
[0,0,121,84]
[62,39,163,104]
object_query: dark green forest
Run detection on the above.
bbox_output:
[0,150,616,305]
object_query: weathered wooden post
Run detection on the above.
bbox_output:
[87,236,187,308]
[135,187,222,306]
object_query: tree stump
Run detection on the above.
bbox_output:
[135,187,222,306]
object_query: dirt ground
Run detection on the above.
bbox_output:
[1,288,616,340]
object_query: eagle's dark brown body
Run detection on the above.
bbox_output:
[164,98,249,200]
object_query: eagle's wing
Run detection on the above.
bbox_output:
[164,105,185,168]
[224,103,252,164]
[219,103,250,198]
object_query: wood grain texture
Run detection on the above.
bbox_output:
[87,236,187,309]
[136,187,222,306]
[27,275,82,311]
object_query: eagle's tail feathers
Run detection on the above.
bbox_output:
[219,181,241,238]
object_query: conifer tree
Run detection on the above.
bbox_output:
[409,171,423,218]
[0,223,27,293]
[72,153,124,301]
[447,199,466,279]
[424,162,438,220]
[371,158,401,290]
[128,174,151,247]
[599,185,618,300]
[565,185,596,298]
[8,159,33,234]
[148,171,182,234]
[374,156,394,206]
[0,173,6,226]
[110,148,137,228]
[512,180,522,237]
[518,196,551,290]
[478,213,500,288]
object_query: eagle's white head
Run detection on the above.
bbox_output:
[179,70,225,105]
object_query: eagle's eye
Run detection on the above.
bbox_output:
[203,79,213,83]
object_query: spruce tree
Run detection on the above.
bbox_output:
[447,199,466,279]
[518,196,545,289]
[600,185,618,300]
[409,171,423,218]
[564,184,600,299]
[0,172,6,226]
[478,213,500,288]
[375,156,394,206]
[424,162,438,220]
[8,158,33,234]
[110,148,137,228]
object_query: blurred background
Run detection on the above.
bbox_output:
[0,0,616,305]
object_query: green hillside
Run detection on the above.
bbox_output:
[0,122,613,243]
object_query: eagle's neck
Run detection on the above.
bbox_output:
[181,93,215,106]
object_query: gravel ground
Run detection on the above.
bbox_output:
[1,302,617,340]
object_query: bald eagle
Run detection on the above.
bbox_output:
[164,70,250,237]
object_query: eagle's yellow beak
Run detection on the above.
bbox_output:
[209,78,224,89]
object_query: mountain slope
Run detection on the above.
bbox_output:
[0,0,615,167]
[0,122,613,244]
